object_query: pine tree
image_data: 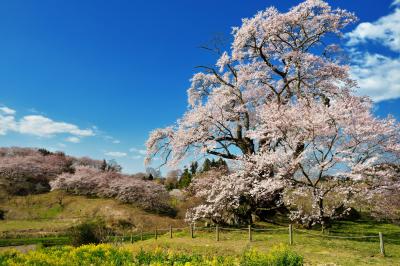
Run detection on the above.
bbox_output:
[178,168,192,188]
[190,161,198,175]
[100,159,107,172]
[202,158,212,172]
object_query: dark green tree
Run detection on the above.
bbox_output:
[178,168,192,188]
[100,159,107,172]
[202,158,212,172]
[217,158,228,168]
[190,161,198,175]
[148,173,154,181]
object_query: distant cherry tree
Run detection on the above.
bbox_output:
[146,0,400,227]
[51,166,174,214]
[0,147,74,195]
[363,164,400,223]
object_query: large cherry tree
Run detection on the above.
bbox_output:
[146,0,400,227]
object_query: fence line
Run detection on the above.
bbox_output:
[1,221,394,257]
[294,228,380,239]
[108,224,388,257]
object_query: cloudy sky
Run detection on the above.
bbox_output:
[0,0,399,173]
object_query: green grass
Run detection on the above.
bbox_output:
[0,191,184,236]
[122,222,400,266]
[1,192,399,265]
[0,236,70,248]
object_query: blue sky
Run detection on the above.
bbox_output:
[0,0,399,173]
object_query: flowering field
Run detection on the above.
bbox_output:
[0,243,302,266]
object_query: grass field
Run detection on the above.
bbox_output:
[123,221,400,266]
[1,192,399,265]
[0,191,184,236]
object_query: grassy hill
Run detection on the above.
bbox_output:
[0,191,185,237]
[1,192,400,265]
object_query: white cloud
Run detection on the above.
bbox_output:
[18,115,94,137]
[0,107,16,115]
[0,106,95,138]
[129,147,147,155]
[0,114,17,135]
[346,5,400,52]
[105,151,127,157]
[103,135,121,144]
[346,2,400,101]
[350,53,400,101]
[65,136,81,143]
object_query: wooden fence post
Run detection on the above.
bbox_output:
[216,225,219,242]
[170,225,173,239]
[140,229,143,241]
[190,223,194,238]
[248,225,252,242]
[155,228,158,240]
[130,233,133,243]
[379,232,385,257]
[289,224,293,245]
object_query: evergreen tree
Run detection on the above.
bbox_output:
[100,159,107,172]
[202,158,212,172]
[148,173,154,181]
[217,158,227,169]
[190,161,198,176]
[178,168,192,188]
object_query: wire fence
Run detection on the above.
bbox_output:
[104,223,394,257]
[1,218,398,257]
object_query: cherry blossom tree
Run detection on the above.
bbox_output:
[51,166,174,214]
[362,163,400,223]
[0,147,74,195]
[146,0,400,227]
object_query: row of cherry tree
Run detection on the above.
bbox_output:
[0,147,173,214]
[146,0,400,227]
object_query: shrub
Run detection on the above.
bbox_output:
[68,219,111,246]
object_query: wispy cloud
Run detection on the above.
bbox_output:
[65,136,81,143]
[346,4,400,52]
[103,135,121,144]
[18,115,94,137]
[0,106,95,138]
[346,1,400,101]
[105,151,127,157]
[129,147,147,155]
[0,106,16,115]
[349,52,400,102]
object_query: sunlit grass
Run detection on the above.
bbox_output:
[124,222,400,266]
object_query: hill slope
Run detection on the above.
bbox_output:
[0,191,184,236]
